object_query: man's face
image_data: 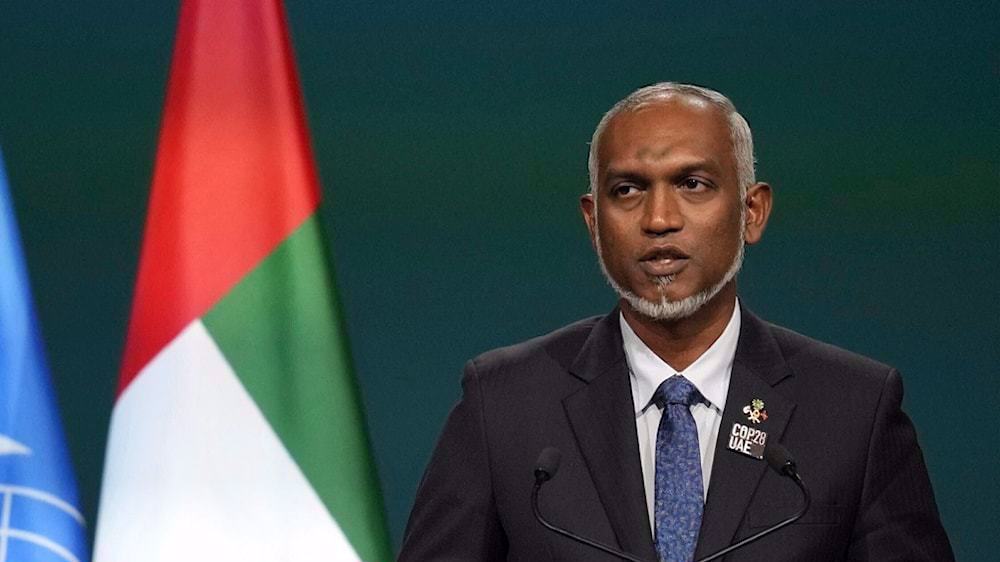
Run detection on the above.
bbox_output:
[581,98,760,320]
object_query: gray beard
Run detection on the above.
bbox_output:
[595,232,745,322]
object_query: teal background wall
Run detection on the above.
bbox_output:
[1,1,996,558]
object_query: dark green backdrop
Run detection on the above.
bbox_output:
[2,1,996,558]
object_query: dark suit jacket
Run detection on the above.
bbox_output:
[399,307,953,561]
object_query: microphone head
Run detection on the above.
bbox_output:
[534,447,562,483]
[764,442,796,476]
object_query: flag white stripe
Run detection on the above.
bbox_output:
[94,320,359,562]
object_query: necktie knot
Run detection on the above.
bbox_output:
[653,375,703,408]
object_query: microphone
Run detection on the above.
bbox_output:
[532,447,652,562]
[532,443,809,562]
[695,442,811,562]
[534,447,562,484]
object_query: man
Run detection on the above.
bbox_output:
[399,83,953,561]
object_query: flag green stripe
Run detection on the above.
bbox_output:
[202,214,392,561]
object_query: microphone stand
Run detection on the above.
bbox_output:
[696,470,811,562]
[532,479,649,562]
[532,443,810,562]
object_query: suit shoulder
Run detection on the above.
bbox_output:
[467,315,603,376]
[767,321,894,383]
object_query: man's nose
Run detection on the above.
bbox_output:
[641,187,683,236]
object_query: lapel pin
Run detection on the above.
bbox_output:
[743,398,768,423]
[729,398,769,459]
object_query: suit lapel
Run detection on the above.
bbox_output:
[563,309,659,561]
[694,308,797,559]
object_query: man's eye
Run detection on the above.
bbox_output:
[613,184,639,197]
[680,178,708,190]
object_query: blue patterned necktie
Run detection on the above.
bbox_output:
[653,375,705,562]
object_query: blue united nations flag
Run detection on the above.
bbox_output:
[0,148,89,562]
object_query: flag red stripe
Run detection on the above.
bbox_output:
[119,0,320,394]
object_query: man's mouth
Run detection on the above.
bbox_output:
[639,246,689,277]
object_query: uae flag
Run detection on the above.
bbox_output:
[93,1,392,561]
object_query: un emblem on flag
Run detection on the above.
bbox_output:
[0,433,88,562]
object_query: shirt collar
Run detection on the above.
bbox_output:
[621,299,741,416]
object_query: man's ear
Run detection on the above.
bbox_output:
[580,193,597,248]
[743,182,772,245]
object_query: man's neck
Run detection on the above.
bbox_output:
[620,284,738,372]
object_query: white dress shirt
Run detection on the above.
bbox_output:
[621,301,741,530]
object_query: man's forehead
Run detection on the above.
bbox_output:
[603,98,729,143]
[598,98,734,167]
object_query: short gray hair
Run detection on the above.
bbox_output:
[587,82,756,196]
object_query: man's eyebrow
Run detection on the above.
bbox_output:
[603,159,723,181]
[673,160,722,177]
[603,168,648,181]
